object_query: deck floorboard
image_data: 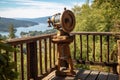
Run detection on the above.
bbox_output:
[43,69,119,80]
[97,72,108,80]
[85,70,99,80]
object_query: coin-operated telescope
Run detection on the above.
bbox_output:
[47,8,76,76]
[48,8,75,36]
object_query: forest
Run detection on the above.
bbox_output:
[73,0,120,32]
[0,17,38,32]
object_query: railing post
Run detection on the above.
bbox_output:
[117,40,120,75]
[27,41,38,80]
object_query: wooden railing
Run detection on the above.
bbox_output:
[7,32,120,80]
[72,32,120,74]
[7,33,57,80]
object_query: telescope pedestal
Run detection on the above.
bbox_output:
[52,35,75,76]
[47,8,76,76]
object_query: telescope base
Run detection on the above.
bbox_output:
[55,69,76,76]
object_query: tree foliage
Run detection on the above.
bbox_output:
[8,24,16,39]
[73,0,120,32]
[0,39,18,80]
[20,29,56,37]
[0,17,38,32]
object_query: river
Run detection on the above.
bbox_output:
[0,23,52,37]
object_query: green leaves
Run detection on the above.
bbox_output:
[8,24,16,39]
[73,0,120,32]
[0,42,15,52]
[0,40,18,80]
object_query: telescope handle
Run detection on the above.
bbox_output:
[47,17,52,27]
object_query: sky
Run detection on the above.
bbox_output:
[0,0,91,18]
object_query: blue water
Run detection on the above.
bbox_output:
[0,23,52,37]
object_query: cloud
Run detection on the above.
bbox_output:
[0,7,66,18]
[0,0,83,18]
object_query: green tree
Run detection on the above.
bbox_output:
[73,0,120,32]
[0,39,18,80]
[93,0,120,32]
[0,35,7,40]
[8,24,16,39]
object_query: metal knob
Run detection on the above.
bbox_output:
[47,17,52,27]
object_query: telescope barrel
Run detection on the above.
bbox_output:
[47,8,75,33]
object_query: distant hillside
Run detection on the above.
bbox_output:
[0,17,38,32]
[15,16,51,23]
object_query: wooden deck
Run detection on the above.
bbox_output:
[7,32,120,80]
[43,69,119,80]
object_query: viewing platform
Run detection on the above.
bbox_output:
[43,69,119,80]
[7,32,120,80]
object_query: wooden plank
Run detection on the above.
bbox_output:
[44,39,48,73]
[80,35,82,60]
[42,70,56,80]
[75,69,84,78]
[43,69,119,80]
[107,73,119,80]
[20,44,24,80]
[71,32,120,36]
[49,38,52,69]
[100,35,102,62]
[64,76,75,80]
[26,43,30,80]
[85,70,99,80]
[117,40,120,74]
[39,39,43,74]
[26,42,38,79]
[76,69,91,80]
[44,69,78,80]
[52,76,66,80]
[14,45,17,71]
[93,35,95,61]
[97,72,108,80]
[73,35,76,59]
[42,70,67,80]
[7,33,55,45]
[86,35,89,61]
[49,75,75,80]
[106,35,110,62]
[53,43,55,66]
